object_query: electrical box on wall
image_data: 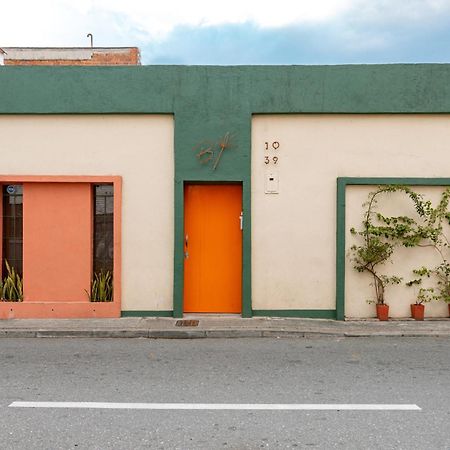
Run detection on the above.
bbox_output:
[265,171,279,194]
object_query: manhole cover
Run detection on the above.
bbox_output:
[175,320,199,327]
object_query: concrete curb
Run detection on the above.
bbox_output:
[1,317,450,338]
[1,328,450,338]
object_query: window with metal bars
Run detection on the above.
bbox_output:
[2,185,23,277]
[93,184,114,273]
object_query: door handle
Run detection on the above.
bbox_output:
[239,211,243,230]
[184,234,189,259]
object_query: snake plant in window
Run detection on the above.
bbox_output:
[0,259,23,302]
[86,270,113,302]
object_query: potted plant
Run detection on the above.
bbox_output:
[351,185,450,320]
[349,234,401,320]
[350,186,411,320]
[424,254,450,320]
[403,188,450,318]
[408,263,450,318]
[406,270,435,320]
[350,184,450,320]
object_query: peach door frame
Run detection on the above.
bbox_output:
[0,175,122,319]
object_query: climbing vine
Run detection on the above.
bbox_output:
[350,185,450,306]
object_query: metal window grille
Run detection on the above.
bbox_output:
[2,185,23,276]
[93,184,114,273]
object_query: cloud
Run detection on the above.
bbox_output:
[2,0,450,64]
[0,1,142,47]
[62,0,356,38]
[142,11,450,65]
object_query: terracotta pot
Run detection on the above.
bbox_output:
[411,303,425,321]
[376,304,389,321]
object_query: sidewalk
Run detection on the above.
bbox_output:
[1,315,450,338]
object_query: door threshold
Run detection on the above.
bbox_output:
[183,313,242,319]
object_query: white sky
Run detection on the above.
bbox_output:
[1,0,449,64]
[1,0,362,46]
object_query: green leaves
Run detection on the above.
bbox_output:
[1,260,23,302]
[349,185,408,305]
[416,261,450,304]
[401,188,450,305]
[415,287,436,305]
[350,185,450,306]
[86,270,113,302]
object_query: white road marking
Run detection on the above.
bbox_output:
[9,402,422,411]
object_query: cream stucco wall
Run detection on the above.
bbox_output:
[0,115,174,311]
[252,115,450,316]
[346,186,449,318]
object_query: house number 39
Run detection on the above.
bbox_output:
[264,156,278,164]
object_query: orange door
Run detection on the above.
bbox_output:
[184,184,242,313]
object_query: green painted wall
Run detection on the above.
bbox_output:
[2,64,450,318]
[3,65,450,114]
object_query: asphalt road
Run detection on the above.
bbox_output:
[1,337,450,449]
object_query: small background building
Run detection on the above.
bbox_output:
[0,47,140,65]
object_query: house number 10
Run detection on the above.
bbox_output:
[264,141,280,150]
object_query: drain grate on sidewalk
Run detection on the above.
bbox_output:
[175,320,199,327]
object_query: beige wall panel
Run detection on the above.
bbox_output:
[0,115,174,311]
[252,115,450,315]
[346,186,449,318]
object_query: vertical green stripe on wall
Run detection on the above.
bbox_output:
[173,179,184,318]
[242,179,252,318]
[336,178,347,320]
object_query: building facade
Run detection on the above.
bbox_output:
[1,64,450,319]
